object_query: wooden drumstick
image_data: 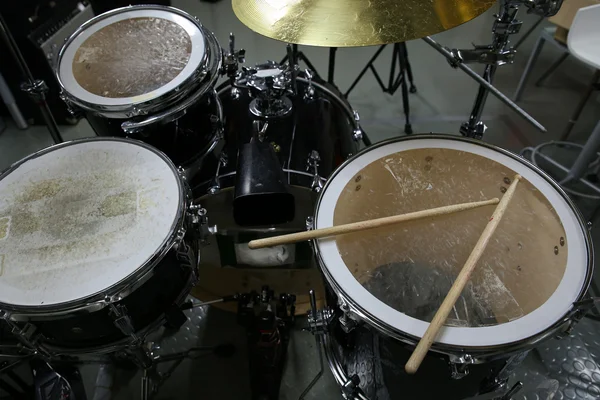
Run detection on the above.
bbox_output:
[247,198,500,250]
[405,174,522,375]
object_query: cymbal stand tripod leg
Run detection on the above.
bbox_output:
[344,43,415,135]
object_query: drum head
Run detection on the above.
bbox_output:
[57,6,206,108]
[315,136,591,348]
[0,139,182,307]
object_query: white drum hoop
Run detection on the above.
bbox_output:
[0,137,188,317]
[314,135,593,355]
[56,5,220,119]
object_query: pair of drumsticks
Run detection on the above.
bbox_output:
[248,174,522,374]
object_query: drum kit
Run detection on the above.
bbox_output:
[0,1,597,400]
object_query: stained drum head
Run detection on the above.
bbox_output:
[0,139,182,308]
[57,6,206,109]
[315,136,591,349]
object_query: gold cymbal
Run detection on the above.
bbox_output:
[232,0,497,47]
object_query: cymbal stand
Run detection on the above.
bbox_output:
[0,12,63,143]
[344,43,417,135]
[423,0,562,139]
[280,44,320,80]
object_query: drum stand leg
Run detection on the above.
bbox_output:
[127,342,235,400]
[299,290,366,400]
[344,43,415,135]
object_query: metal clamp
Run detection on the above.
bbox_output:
[452,47,516,66]
[222,32,246,79]
[189,204,217,244]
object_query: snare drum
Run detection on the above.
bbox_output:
[0,138,199,354]
[312,135,593,399]
[56,5,223,179]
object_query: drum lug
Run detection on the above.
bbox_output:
[208,153,228,195]
[351,111,363,142]
[230,87,241,100]
[448,354,473,379]
[305,216,314,231]
[177,166,187,181]
[59,91,77,115]
[306,151,324,193]
[303,69,315,102]
[174,227,187,249]
[109,304,140,344]
[338,313,357,333]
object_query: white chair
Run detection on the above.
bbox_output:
[522,4,600,199]
[562,4,600,187]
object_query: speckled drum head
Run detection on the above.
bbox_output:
[0,138,182,307]
[315,136,592,349]
[57,6,206,109]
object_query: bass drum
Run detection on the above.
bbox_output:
[190,73,361,311]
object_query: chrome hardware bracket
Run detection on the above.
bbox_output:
[558,297,600,338]
[222,32,246,80]
[108,304,140,345]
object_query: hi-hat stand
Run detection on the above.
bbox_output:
[345,43,417,134]
[0,12,63,143]
[423,0,563,139]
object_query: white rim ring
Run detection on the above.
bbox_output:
[315,137,590,348]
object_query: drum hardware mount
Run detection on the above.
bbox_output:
[307,151,324,193]
[423,0,561,138]
[0,12,63,143]
[344,42,416,135]
[420,10,541,137]
[279,44,321,84]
